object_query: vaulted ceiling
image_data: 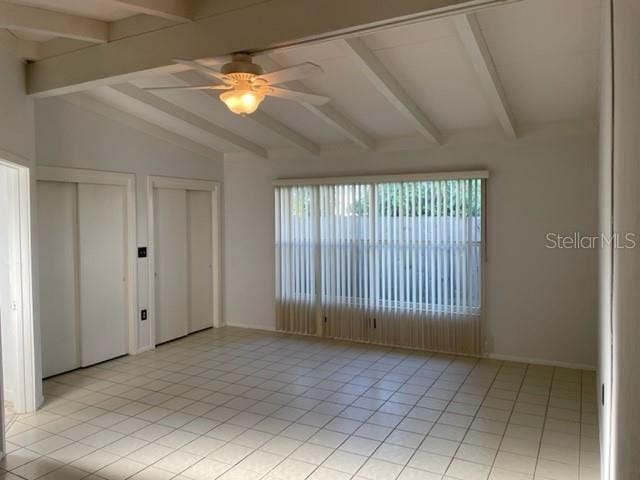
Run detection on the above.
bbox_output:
[2,0,601,159]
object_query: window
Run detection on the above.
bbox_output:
[275,173,486,354]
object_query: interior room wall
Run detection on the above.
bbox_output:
[34,97,224,353]
[0,47,41,408]
[598,0,613,477]
[0,51,35,163]
[604,0,640,478]
[224,122,599,368]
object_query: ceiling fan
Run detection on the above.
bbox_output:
[144,54,330,115]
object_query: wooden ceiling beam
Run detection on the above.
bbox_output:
[0,29,40,60]
[99,0,193,22]
[339,37,441,144]
[453,13,516,138]
[0,1,108,43]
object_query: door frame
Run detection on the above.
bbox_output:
[0,151,37,426]
[147,176,222,346]
[37,166,138,355]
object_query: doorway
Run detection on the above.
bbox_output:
[0,153,37,450]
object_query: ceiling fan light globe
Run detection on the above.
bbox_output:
[219,89,265,115]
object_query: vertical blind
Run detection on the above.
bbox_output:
[275,174,485,354]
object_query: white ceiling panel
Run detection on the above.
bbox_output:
[370,33,496,132]
[498,51,598,126]
[476,0,600,127]
[477,0,600,67]
[258,97,354,145]
[270,49,415,138]
[362,17,455,51]
[8,28,55,41]
[262,41,344,65]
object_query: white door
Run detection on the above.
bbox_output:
[154,188,189,344]
[37,181,80,377]
[77,184,128,366]
[187,190,213,333]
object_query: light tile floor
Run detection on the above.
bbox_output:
[3,327,600,480]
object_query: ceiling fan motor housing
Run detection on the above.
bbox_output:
[220,53,265,77]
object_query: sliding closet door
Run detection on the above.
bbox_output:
[77,184,128,366]
[37,181,80,377]
[187,191,213,333]
[154,188,189,343]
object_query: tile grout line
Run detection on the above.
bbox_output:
[531,365,557,480]
[391,355,486,479]
[429,358,504,479]
[487,362,532,478]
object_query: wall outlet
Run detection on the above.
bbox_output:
[141,309,147,321]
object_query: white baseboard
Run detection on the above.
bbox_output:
[224,322,276,332]
[483,352,596,371]
[132,345,155,355]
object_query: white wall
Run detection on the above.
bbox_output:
[224,122,599,368]
[0,47,42,409]
[598,0,613,477]
[34,97,224,352]
[603,1,640,478]
[0,51,35,162]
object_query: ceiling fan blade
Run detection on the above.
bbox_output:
[257,62,323,85]
[267,86,329,105]
[172,58,231,83]
[197,55,233,67]
[143,85,231,91]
